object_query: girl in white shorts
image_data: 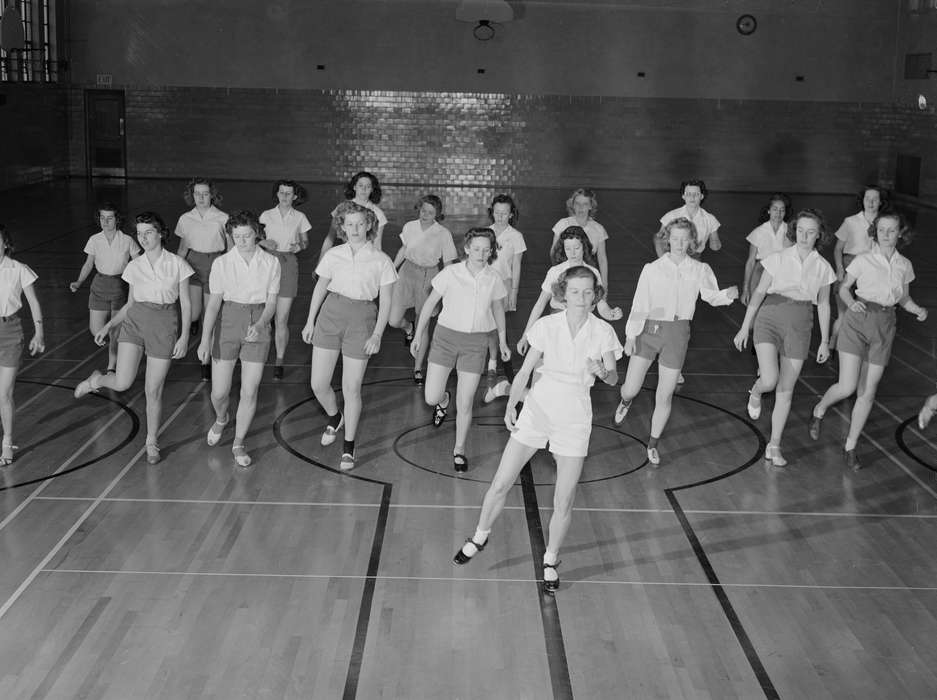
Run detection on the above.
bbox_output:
[452,266,621,592]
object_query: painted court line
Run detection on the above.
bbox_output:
[30,496,937,519]
[0,382,203,622]
[799,376,937,501]
[0,391,143,535]
[37,568,937,592]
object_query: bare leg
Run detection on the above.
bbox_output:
[234,360,265,442]
[310,346,341,417]
[273,297,293,365]
[649,365,681,439]
[96,342,144,392]
[339,356,369,441]
[769,356,804,448]
[143,356,172,446]
[844,362,885,451]
[545,454,586,559]
[813,351,861,417]
[453,370,482,455]
[209,358,236,423]
[0,365,17,455]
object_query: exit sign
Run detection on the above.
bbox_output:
[96,73,113,87]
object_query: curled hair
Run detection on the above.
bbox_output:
[488,194,519,226]
[551,265,606,307]
[656,217,701,256]
[0,224,15,257]
[857,185,888,213]
[757,193,792,225]
[183,177,222,207]
[95,202,125,230]
[134,212,169,240]
[786,209,833,250]
[551,226,598,266]
[415,194,444,221]
[869,211,913,249]
[680,179,708,199]
[565,188,598,218]
[463,227,498,264]
[271,180,308,206]
[333,201,378,241]
[344,171,382,204]
[225,210,265,240]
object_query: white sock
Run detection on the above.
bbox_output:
[484,379,510,403]
[487,358,497,372]
[462,528,490,556]
[543,550,559,580]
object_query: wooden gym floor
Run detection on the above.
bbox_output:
[0,179,936,699]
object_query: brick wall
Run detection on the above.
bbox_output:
[65,86,931,196]
[0,85,69,190]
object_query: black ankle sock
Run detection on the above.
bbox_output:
[648,436,660,449]
[342,439,355,454]
[499,356,515,382]
[327,411,343,429]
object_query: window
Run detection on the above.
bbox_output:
[1,0,59,83]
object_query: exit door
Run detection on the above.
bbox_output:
[85,89,126,177]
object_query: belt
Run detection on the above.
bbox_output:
[765,293,811,306]
[0,314,18,323]
[856,297,894,313]
[96,272,123,279]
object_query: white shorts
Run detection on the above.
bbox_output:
[512,378,592,458]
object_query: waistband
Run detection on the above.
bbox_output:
[136,301,175,311]
[856,297,894,313]
[327,292,376,305]
[0,313,19,323]
[224,301,265,311]
[645,317,691,326]
[273,250,297,258]
[94,272,124,279]
[402,259,439,271]
[765,293,811,307]
[187,249,224,257]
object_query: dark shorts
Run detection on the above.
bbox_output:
[837,300,896,366]
[634,319,691,370]
[312,293,377,360]
[89,273,127,312]
[753,294,813,361]
[428,324,489,375]
[118,302,178,360]
[393,260,438,312]
[186,250,223,288]
[274,251,298,299]
[212,301,270,363]
[0,316,23,369]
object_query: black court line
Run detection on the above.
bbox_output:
[663,393,777,700]
[520,463,574,700]
[895,415,937,473]
[271,392,392,700]
[0,380,140,492]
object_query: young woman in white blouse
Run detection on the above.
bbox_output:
[615,218,737,465]
[741,194,791,304]
[551,188,609,290]
[0,224,45,465]
[198,211,281,467]
[733,210,835,468]
[320,171,388,257]
[259,180,312,380]
[387,194,458,384]
[69,203,140,373]
[809,212,927,470]
[75,212,194,465]
[174,178,229,380]
[654,180,722,258]
[302,202,397,472]
[830,186,887,347]
[453,266,621,592]
[410,228,510,473]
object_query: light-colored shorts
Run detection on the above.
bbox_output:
[753,294,813,361]
[119,301,178,360]
[837,300,896,366]
[512,377,592,457]
[394,259,438,313]
[312,293,377,360]
[212,301,270,363]
[428,324,489,375]
[89,273,127,312]
[634,319,691,370]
